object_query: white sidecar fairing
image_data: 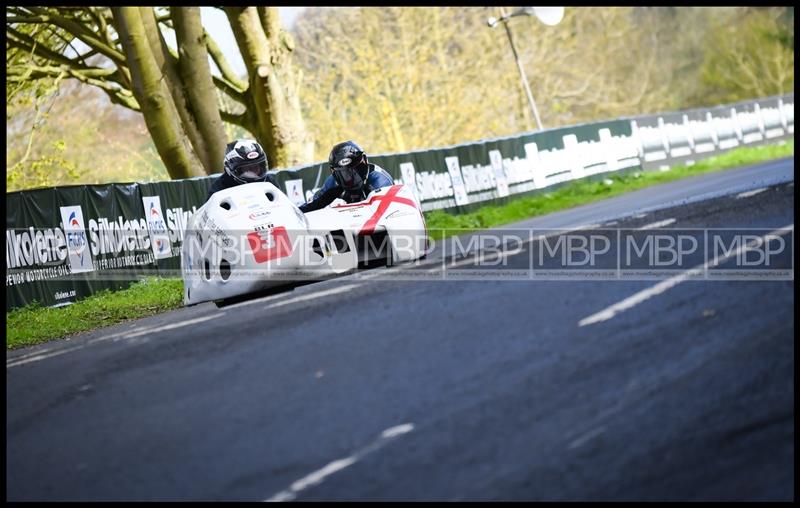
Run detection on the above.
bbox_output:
[181,182,427,305]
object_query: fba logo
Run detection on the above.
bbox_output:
[67,211,87,264]
[142,196,172,260]
[149,201,168,252]
[59,205,95,273]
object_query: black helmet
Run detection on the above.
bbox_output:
[224,139,269,184]
[329,140,368,191]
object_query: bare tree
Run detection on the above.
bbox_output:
[6,6,312,180]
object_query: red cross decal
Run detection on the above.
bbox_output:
[332,185,418,235]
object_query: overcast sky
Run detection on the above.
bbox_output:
[277,6,307,27]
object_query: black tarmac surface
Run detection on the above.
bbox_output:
[6,158,794,501]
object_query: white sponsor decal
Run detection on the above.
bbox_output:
[59,205,95,273]
[444,156,470,206]
[165,205,199,243]
[249,210,272,221]
[488,150,510,197]
[284,179,306,206]
[141,196,173,259]
[6,227,68,270]
[399,162,418,199]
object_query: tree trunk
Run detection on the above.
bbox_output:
[113,7,204,179]
[172,7,227,174]
[138,7,211,173]
[225,7,312,168]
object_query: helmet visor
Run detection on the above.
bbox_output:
[234,161,267,181]
[332,166,364,190]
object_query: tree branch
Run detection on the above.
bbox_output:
[8,64,118,79]
[204,28,248,91]
[6,26,86,69]
[257,6,281,41]
[26,6,128,67]
[212,74,247,104]
[88,7,117,51]
[220,110,248,126]
[45,25,91,67]
[6,15,52,23]
[5,35,131,95]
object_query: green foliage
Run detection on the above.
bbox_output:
[6,21,70,103]
[6,139,83,191]
[6,277,185,349]
[6,80,170,192]
[6,68,83,191]
[697,7,794,105]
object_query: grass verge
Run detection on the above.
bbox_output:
[7,277,184,350]
[6,140,793,349]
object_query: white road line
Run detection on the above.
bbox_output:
[8,345,72,363]
[116,314,221,339]
[85,324,165,344]
[219,289,302,309]
[638,218,676,230]
[264,423,414,502]
[736,188,767,199]
[7,314,223,368]
[289,458,356,493]
[226,281,364,310]
[351,269,391,281]
[380,423,414,438]
[447,248,523,268]
[7,322,158,364]
[263,284,360,310]
[578,224,793,327]
[567,425,607,450]
[6,344,87,368]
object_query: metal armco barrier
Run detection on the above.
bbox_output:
[630,95,794,170]
[5,94,794,311]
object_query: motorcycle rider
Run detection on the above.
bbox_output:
[299,140,394,213]
[206,139,278,201]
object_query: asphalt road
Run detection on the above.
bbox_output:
[6,158,794,501]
